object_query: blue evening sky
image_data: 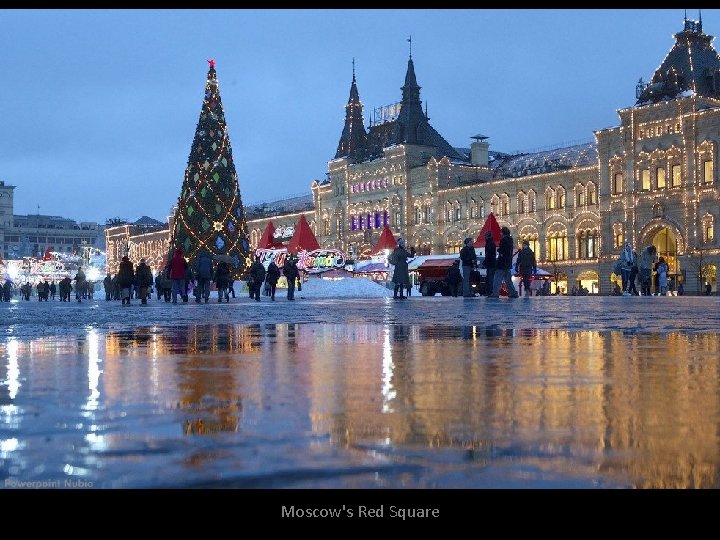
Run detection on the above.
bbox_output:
[1,9,717,224]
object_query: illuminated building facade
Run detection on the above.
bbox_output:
[114,16,720,294]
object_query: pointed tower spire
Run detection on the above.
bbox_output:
[169,59,252,278]
[335,59,368,161]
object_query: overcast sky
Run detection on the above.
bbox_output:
[1,9,717,225]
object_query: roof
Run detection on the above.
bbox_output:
[371,225,398,254]
[257,221,285,249]
[636,17,720,105]
[491,142,597,178]
[353,261,389,274]
[287,214,320,254]
[474,213,502,248]
[408,254,459,271]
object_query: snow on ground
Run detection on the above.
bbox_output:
[298,276,394,298]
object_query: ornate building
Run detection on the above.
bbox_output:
[114,15,720,294]
[301,14,719,295]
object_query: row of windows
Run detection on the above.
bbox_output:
[350,211,389,231]
[613,160,714,194]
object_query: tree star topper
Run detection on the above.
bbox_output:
[208,59,215,69]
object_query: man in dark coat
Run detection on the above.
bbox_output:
[135,258,153,304]
[482,231,497,297]
[282,257,300,301]
[248,256,266,302]
[117,256,135,305]
[515,239,537,297]
[194,249,214,303]
[459,237,478,297]
[389,238,412,299]
[213,260,231,302]
[265,260,281,301]
[447,260,462,297]
[103,273,113,301]
[489,226,519,298]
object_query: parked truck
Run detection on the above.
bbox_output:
[415,254,486,296]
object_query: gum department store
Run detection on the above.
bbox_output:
[107,16,720,295]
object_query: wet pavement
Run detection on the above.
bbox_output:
[2,294,720,493]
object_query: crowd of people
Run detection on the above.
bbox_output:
[613,242,686,296]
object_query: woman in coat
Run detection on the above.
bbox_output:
[389,238,412,300]
[265,260,281,301]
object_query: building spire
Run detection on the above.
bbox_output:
[407,35,412,59]
[335,61,367,161]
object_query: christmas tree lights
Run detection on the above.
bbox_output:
[169,59,251,277]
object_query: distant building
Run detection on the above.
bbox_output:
[104,215,170,276]
[0,180,105,261]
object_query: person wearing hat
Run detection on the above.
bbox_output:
[489,226,519,298]
[135,257,153,305]
[482,230,497,297]
[459,237,478,297]
[515,239,537,297]
[117,255,135,305]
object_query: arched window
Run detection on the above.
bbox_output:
[612,223,624,249]
[702,214,715,243]
[545,188,556,210]
[547,225,568,261]
[557,187,566,209]
[500,194,510,216]
[587,183,597,205]
[577,230,598,259]
[528,190,536,213]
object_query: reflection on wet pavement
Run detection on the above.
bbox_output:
[2,321,719,488]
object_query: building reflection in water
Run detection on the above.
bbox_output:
[1,324,719,487]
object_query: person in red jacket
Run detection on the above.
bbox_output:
[168,247,188,304]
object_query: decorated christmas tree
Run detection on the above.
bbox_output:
[169,59,251,277]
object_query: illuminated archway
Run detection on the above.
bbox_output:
[639,220,684,285]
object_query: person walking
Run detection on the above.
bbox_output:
[248,256,266,302]
[459,237,478,298]
[283,256,300,301]
[482,230,496,297]
[655,256,669,296]
[615,242,637,296]
[489,226,519,298]
[74,267,87,303]
[515,239,537,297]
[447,260,462,297]
[638,245,657,296]
[213,260,231,302]
[117,256,135,305]
[135,258,153,305]
[168,248,187,304]
[389,238,412,299]
[194,249,213,303]
[103,273,113,301]
[265,260,281,301]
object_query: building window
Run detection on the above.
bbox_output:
[641,169,651,191]
[703,160,714,185]
[529,193,536,212]
[501,196,510,216]
[671,164,681,187]
[656,167,666,189]
[546,191,555,210]
[422,205,431,224]
[547,233,568,261]
[454,206,461,222]
[323,218,330,236]
[577,190,585,207]
[614,232,623,249]
[469,201,477,219]
[558,188,565,209]
[703,215,715,243]
[613,173,623,194]
[520,236,540,256]
[577,231,598,259]
[351,216,357,231]
[414,207,421,225]
[394,210,401,228]
[518,196,526,214]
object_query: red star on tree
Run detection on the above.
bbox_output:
[207,58,215,68]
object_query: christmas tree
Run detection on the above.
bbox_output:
[169,59,251,277]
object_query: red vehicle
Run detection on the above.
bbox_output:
[416,256,486,296]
